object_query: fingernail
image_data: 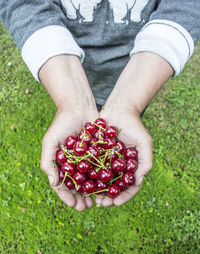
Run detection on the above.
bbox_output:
[48,175,54,185]
[136,176,144,186]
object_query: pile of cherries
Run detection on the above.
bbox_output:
[56,118,138,199]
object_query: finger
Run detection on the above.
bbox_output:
[52,184,76,207]
[41,134,59,186]
[135,136,153,186]
[101,196,114,207]
[85,196,93,208]
[114,185,141,206]
[74,194,87,211]
[95,196,104,206]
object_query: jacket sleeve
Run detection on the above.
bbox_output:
[0,0,84,81]
[130,0,200,76]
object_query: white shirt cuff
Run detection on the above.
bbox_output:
[21,25,85,81]
[130,19,194,76]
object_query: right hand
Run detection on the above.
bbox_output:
[40,105,98,211]
[39,55,99,211]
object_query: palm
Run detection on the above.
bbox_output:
[96,108,153,207]
[41,107,99,211]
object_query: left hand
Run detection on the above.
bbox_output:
[95,52,173,207]
[96,105,153,207]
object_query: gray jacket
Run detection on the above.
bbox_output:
[0,0,200,105]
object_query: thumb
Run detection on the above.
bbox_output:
[135,136,153,186]
[40,134,60,186]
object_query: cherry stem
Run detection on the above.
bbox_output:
[62,148,74,163]
[94,194,104,198]
[89,160,102,168]
[99,105,105,114]
[51,160,56,168]
[118,128,122,135]
[87,151,105,169]
[108,174,122,184]
[58,172,78,191]
[67,174,78,189]
[80,129,86,147]
[116,152,122,159]
[84,188,109,197]
[93,122,106,131]
[58,172,68,191]
[91,140,107,145]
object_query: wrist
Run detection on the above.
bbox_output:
[39,55,96,110]
[105,52,173,114]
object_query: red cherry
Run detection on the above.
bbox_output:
[96,179,107,190]
[115,179,127,191]
[111,158,126,173]
[99,148,106,156]
[90,137,99,146]
[94,118,107,129]
[56,162,62,170]
[108,184,120,198]
[104,161,110,169]
[61,161,76,175]
[115,140,125,154]
[126,159,138,173]
[78,130,92,144]
[77,160,91,173]
[59,170,65,181]
[105,126,118,138]
[73,140,87,156]
[93,129,105,140]
[99,168,113,183]
[72,171,86,184]
[88,146,99,160]
[105,152,118,163]
[65,177,75,189]
[124,147,138,160]
[56,150,67,164]
[122,172,135,186]
[65,136,77,149]
[88,167,99,180]
[103,138,116,149]
[82,180,96,194]
[84,122,96,134]
[96,179,108,195]
[76,184,84,193]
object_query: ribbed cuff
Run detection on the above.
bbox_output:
[21,25,85,81]
[130,19,194,76]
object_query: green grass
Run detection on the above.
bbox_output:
[0,22,200,254]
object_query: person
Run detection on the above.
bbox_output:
[0,0,199,211]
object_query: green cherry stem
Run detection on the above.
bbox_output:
[80,129,86,147]
[99,105,105,114]
[116,152,122,159]
[118,128,122,135]
[51,160,56,168]
[84,188,109,197]
[67,174,78,189]
[93,122,106,131]
[62,149,74,163]
[87,151,105,168]
[108,174,122,185]
[58,172,68,191]
[58,172,78,191]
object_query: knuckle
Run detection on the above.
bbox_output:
[40,160,47,173]
[146,161,153,173]
[148,162,153,172]
[146,134,153,146]
[42,134,49,147]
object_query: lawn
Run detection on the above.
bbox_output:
[0,22,200,254]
